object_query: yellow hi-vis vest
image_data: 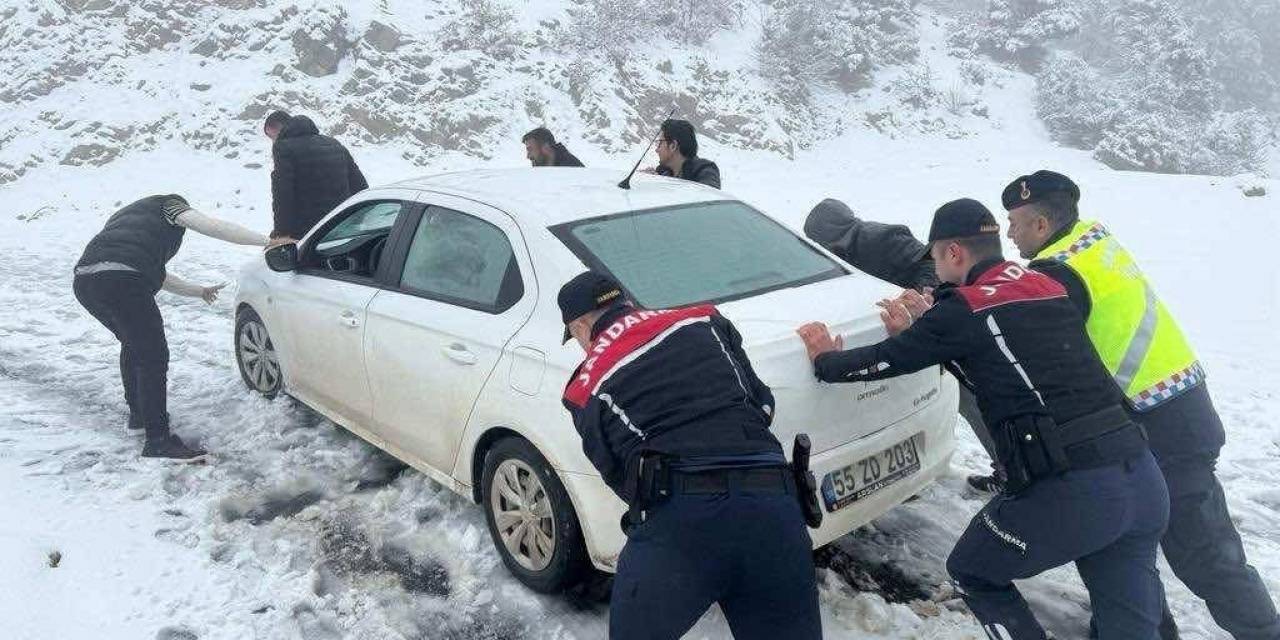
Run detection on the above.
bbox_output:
[1034,220,1202,411]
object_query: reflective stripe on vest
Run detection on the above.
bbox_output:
[1037,220,1201,411]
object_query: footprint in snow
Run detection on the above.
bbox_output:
[155,626,198,640]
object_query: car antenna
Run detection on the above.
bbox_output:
[618,107,675,190]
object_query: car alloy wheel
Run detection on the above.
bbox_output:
[235,309,281,397]
[490,458,557,571]
[480,437,590,593]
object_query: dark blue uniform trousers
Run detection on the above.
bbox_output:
[947,450,1170,640]
[609,486,822,640]
[1155,453,1280,640]
[1139,385,1280,640]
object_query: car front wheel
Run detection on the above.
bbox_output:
[235,307,282,398]
[481,437,590,593]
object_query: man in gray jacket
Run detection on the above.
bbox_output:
[804,199,939,291]
[804,198,1001,491]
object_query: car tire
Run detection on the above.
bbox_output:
[481,437,590,593]
[235,307,282,399]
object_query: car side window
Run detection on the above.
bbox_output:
[315,201,403,251]
[398,207,524,313]
[303,200,407,280]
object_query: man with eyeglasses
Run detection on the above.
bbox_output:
[652,119,721,189]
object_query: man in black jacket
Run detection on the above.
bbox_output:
[559,272,820,640]
[652,119,720,189]
[798,199,1169,640]
[268,114,368,242]
[522,127,585,167]
[75,195,269,461]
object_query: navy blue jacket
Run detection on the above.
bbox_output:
[815,259,1125,433]
[562,305,779,502]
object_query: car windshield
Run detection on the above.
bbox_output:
[551,201,846,308]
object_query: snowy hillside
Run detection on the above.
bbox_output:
[1,1,1278,639]
[0,0,1025,186]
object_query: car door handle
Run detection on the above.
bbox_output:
[443,343,477,365]
[338,311,360,328]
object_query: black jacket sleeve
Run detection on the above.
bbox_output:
[1030,259,1091,319]
[346,150,369,193]
[813,294,976,383]
[270,143,296,238]
[712,313,776,425]
[563,395,625,499]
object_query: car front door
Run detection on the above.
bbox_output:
[270,195,418,429]
[364,196,536,473]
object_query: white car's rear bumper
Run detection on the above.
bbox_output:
[563,376,959,571]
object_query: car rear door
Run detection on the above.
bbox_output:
[363,194,536,473]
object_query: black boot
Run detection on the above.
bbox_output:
[142,434,208,463]
[966,473,1004,494]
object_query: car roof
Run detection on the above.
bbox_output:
[388,168,728,226]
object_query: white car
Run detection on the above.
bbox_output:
[234,168,958,592]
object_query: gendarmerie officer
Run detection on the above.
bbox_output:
[797,199,1170,639]
[802,197,1005,493]
[1003,170,1280,640]
[558,271,820,640]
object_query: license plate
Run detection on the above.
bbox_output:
[821,434,922,512]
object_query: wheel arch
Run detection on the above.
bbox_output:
[469,426,524,503]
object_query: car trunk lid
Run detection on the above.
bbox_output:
[718,274,944,455]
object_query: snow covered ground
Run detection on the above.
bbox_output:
[2,121,1277,639]
[2,3,1278,638]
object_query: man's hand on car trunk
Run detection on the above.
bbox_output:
[876,289,934,336]
[797,322,843,362]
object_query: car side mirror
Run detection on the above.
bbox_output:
[265,243,299,272]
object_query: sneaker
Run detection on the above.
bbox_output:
[966,473,1003,494]
[142,434,209,463]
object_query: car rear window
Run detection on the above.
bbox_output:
[550,201,846,308]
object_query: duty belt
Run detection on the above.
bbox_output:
[999,405,1149,494]
[669,467,793,495]
[621,453,795,532]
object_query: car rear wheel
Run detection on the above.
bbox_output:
[235,308,282,398]
[481,437,590,593]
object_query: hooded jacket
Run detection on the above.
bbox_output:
[804,198,939,290]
